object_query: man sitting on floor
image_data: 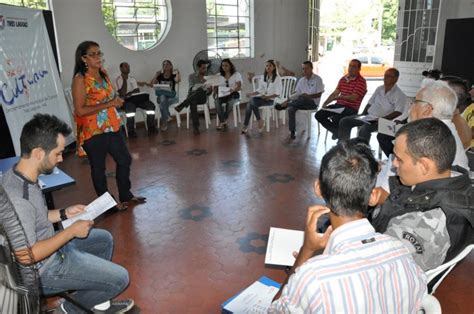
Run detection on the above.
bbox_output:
[315,59,367,140]
[1,114,134,313]
[371,118,474,271]
[338,68,406,142]
[269,139,426,313]
[275,61,324,140]
[116,62,157,137]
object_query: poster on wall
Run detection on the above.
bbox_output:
[0,5,74,155]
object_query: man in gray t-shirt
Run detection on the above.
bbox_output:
[1,114,134,313]
[174,59,212,134]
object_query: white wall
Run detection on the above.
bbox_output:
[52,0,308,101]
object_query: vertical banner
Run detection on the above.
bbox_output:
[0,5,73,155]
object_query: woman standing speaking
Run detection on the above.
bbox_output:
[72,41,145,210]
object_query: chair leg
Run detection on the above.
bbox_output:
[204,105,210,129]
[306,113,312,139]
[186,107,190,129]
[266,108,271,132]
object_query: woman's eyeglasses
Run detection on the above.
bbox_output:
[225,80,229,87]
[86,51,104,58]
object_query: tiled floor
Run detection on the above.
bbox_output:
[51,111,473,313]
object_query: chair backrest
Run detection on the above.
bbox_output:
[252,75,263,92]
[418,295,442,314]
[280,76,297,100]
[425,244,474,293]
[0,186,40,313]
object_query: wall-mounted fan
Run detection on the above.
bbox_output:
[192,50,222,75]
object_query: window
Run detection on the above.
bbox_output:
[101,0,171,51]
[396,0,440,62]
[206,0,253,59]
[0,0,48,9]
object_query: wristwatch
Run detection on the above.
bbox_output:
[59,208,68,221]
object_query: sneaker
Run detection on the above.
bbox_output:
[94,299,134,313]
[290,131,296,140]
[160,121,168,132]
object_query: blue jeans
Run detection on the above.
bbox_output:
[243,97,274,126]
[215,97,239,123]
[40,229,129,313]
[158,95,179,122]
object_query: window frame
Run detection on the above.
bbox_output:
[101,0,171,51]
[206,0,254,59]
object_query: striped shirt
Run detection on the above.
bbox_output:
[336,74,367,110]
[269,219,427,314]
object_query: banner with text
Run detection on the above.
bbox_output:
[0,5,73,155]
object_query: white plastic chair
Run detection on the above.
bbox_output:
[418,295,442,314]
[275,76,297,125]
[249,75,277,132]
[214,97,241,127]
[300,108,319,139]
[186,97,210,129]
[425,244,474,294]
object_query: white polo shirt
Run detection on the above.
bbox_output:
[367,84,407,118]
[295,73,325,106]
[115,75,138,93]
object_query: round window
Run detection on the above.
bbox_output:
[102,0,171,51]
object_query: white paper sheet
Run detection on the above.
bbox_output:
[204,74,222,86]
[224,281,279,313]
[265,227,304,266]
[355,115,378,124]
[378,118,402,137]
[62,192,117,229]
[153,84,171,91]
[321,107,345,114]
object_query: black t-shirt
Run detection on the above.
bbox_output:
[157,73,176,92]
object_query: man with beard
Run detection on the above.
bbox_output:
[1,114,134,313]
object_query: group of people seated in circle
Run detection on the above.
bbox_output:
[0,39,472,313]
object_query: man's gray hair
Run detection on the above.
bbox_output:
[418,80,458,119]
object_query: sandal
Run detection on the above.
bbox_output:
[114,203,128,211]
[128,196,146,203]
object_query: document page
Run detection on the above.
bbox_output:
[355,115,378,124]
[265,227,304,266]
[153,84,171,91]
[321,107,345,114]
[62,192,117,228]
[378,118,401,137]
[224,281,279,313]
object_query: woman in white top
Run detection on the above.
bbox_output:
[214,59,242,130]
[242,60,282,133]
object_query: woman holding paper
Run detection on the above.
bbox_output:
[214,59,242,130]
[242,60,282,134]
[149,60,181,131]
[72,41,145,210]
